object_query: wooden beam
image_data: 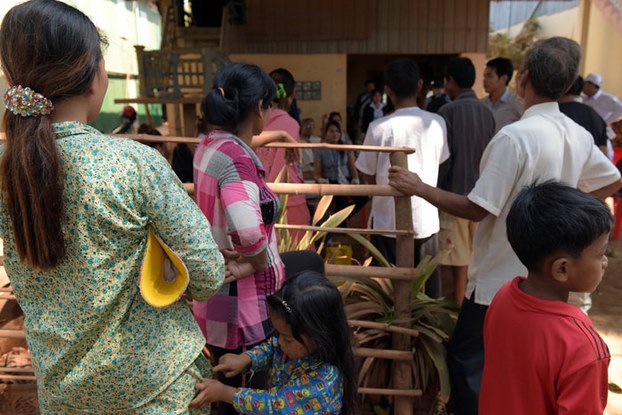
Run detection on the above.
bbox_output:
[358,387,423,397]
[353,347,413,361]
[184,182,404,197]
[0,330,25,339]
[348,319,420,338]
[325,264,418,281]
[275,224,415,236]
[389,151,415,414]
[325,264,417,280]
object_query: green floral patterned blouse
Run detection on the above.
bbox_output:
[0,122,224,412]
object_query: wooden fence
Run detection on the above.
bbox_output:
[0,135,422,414]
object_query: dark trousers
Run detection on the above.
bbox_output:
[371,234,441,298]
[447,293,489,415]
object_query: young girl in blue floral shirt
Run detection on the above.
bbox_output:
[190,271,357,414]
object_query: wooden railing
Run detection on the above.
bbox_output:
[0,135,422,414]
[130,134,421,414]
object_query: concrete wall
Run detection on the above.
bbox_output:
[461,52,488,98]
[229,53,347,134]
[582,1,622,99]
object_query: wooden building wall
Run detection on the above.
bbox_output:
[223,0,490,55]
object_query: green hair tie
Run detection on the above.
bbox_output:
[275,83,287,99]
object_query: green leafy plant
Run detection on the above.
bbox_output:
[276,194,354,253]
[273,172,457,410]
[336,248,458,407]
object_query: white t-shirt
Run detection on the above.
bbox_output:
[467,102,621,305]
[583,89,622,125]
[355,106,449,239]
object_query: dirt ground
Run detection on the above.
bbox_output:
[590,235,622,414]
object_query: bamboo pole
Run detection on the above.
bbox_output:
[348,319,420,338]
[275,224,414,236]
[269,183,401,197]
[183,182,404,197]
[227,264,419,285]
[358,387,423,397]
[0,375,36,381]
[114,134,416,155]
[0,330,25,339]
[390,151,415,414]
[0,367,34,374]
[324,264,418,281]
[263,142,416,154]
[353,347,413,361]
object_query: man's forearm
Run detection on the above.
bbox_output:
[418,182,489,222]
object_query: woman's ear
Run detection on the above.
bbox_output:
[550,257,569,283]
[257,99,264,119]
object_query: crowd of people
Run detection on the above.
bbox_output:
[2,1,622,415]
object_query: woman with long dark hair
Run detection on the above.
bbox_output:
[0,0,224,413]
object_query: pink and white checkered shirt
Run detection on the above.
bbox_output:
[193,130,285,349]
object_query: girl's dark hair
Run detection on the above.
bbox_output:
[324,119,342,134]
[322,118,345,148]
[0,0,106,269]
[270,68,295,111]
[268,272,357,415]
[202,63,275,134]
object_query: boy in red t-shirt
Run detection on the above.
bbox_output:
[480,182,612,414]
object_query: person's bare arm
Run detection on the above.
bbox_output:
[314,157,327,183]
[251,130,301,163]
[361,173,376,185]
[251,130,294,147]
[590,177,622,200]
[388,166,489,222]
[224,249,268,283]
[347,153,359,182]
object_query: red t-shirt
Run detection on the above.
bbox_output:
[480,277,609,414]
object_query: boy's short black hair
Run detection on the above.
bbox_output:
[506,181,613,271]
[384,58,420,99]
[486,57,514,85]
[445,57,476,88]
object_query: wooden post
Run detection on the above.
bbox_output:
[182,103,198,137]
[134,45,146,96]
[389,151,414,414]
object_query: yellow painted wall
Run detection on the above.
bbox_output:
[583,2,622,99]
[229,54,347,135]
[460,52,487,98]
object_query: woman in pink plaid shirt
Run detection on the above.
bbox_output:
[193,63,287,415]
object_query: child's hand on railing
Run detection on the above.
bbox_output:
[190,378,236,408]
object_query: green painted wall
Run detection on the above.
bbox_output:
[0,0,163,133]
[91,76,163,134]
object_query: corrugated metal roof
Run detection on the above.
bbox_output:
[490,0,578,31]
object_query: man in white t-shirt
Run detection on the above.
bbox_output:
[356,58,449,298]
[582,72,622,125]
[389,37,622,415]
